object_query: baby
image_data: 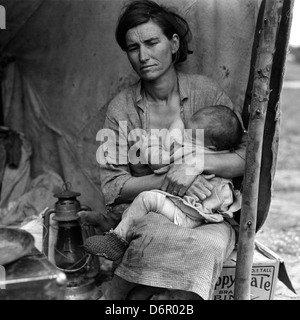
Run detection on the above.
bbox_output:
[83,105,243,261]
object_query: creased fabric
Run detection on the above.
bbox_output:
[154,177,242,223]
[115,214,236,300]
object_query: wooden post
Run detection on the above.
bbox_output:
[234,0,290,300]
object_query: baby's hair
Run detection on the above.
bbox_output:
[188,105,243,151]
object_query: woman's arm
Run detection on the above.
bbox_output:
[161,149,245,199]
[204,149,245,178]
[116,173,166,204]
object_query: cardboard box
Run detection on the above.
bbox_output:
[213,241,280,300]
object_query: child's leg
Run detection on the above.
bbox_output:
[115,191,176,241]
[83,191,177,261]
[146,194,202,228]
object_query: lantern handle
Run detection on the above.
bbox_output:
[62,182,72,192]
[42,208,56,259]
[55,253,91,273]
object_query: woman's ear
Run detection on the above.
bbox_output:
[171,34,180,54]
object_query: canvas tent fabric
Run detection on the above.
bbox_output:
[0,0,275,229]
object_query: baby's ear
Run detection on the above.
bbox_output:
[207,145,217,151]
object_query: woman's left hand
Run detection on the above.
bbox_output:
[161,163,202,197]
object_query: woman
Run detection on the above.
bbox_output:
[91,0,246,300]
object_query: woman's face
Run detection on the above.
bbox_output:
[125,21,179,81]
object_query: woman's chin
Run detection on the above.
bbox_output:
[140,73,159,82]
[139,68,165,82]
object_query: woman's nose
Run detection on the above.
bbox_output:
[139,46,150,62]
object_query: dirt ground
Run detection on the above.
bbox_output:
[255,58,300,300]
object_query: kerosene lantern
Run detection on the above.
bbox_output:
[42,182,101,300]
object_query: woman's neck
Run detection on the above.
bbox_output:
[143,68,178,103]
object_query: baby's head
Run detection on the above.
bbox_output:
[186,105,243,151]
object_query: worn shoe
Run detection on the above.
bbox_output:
[83,230,129,261]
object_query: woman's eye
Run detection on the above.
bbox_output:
[147,41,158,47]
[127,47,138,52]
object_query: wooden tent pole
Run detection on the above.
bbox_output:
[234,0,287,300]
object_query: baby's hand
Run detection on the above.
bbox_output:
[185,174,215,201]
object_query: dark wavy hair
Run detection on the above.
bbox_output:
[115,0,193,65]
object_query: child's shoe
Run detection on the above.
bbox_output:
[83,230,128,261]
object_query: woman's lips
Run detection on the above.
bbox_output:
[140,65,154,71]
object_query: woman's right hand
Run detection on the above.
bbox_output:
[160,163,213,199]
[161,163,199,196]
[185,174,215,201]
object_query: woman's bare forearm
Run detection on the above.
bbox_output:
[117,150,245,204]
[203,151,245,178]
[116,173,166,203]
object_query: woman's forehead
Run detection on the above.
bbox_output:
[125,21,165,44]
